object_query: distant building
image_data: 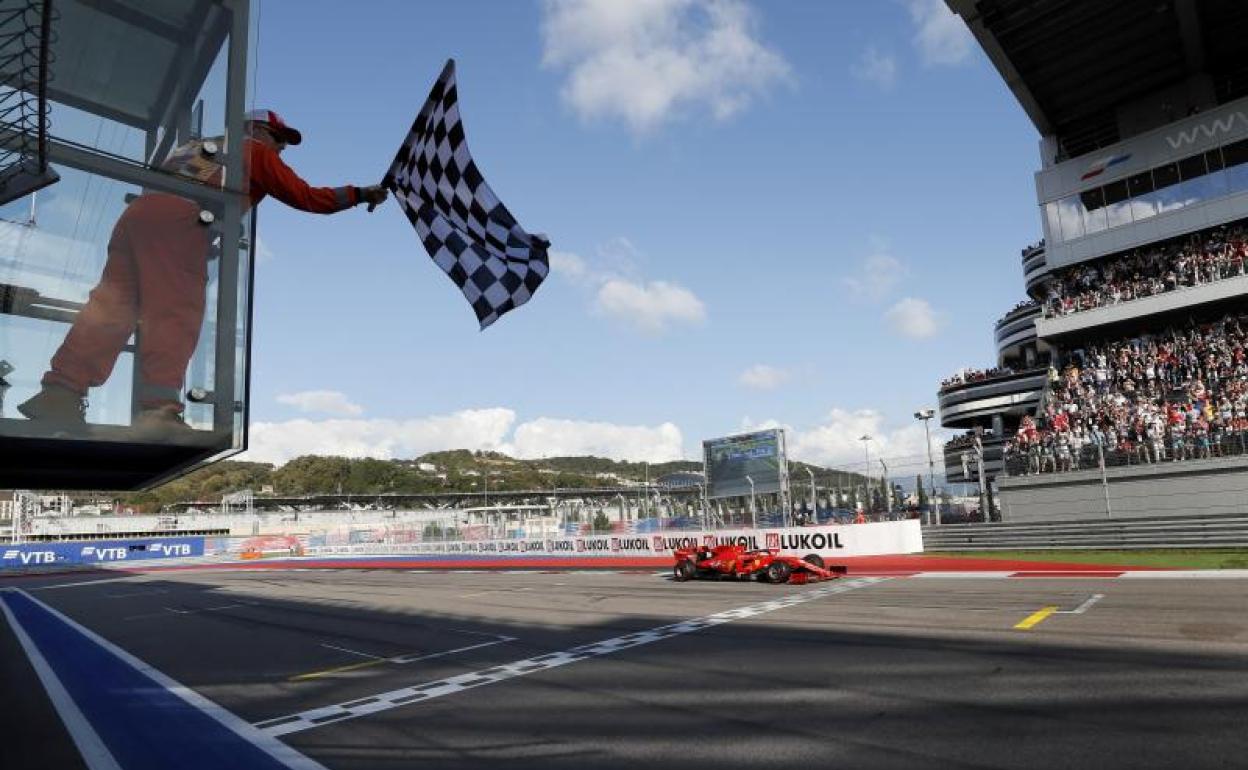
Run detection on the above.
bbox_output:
[655,471,705,490]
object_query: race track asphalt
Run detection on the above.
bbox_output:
[3,568,1247,770]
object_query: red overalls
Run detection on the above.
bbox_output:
[42,138,360,411]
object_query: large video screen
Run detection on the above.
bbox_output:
[703,429,786,499]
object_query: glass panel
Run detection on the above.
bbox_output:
[1201,168,1229,199]
[1223,139,1248,167]
[1102,179,1132,228]
[1152,162,1180,191]
[1044,202,1063,243]
[1152,162,1190,214]
[25,0,234,170]
[1128,171,1157,221]
[1178,154,1206,181]
[0,164,233,444]
[1127,171,1155,197]
[1080,187,1107,234]
[0,166,140,429]
[1205,148,1225,172]
[1058,194,1084,241]
[0,1,250,485]
[1228,162,1248,195]
[1225,140,1248,194]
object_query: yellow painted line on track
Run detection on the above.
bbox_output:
[1014,605,1059,630]
[290,657,388,681]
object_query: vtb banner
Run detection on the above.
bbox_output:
[1,537,205,569]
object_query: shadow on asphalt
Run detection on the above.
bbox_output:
[3,575,1247,770]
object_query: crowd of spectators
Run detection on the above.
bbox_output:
[1002,299,1039,317]
[941,367,1015,390]
[945,430,995,451]
[1043,223,1248,318]
[1005,312,1248,474]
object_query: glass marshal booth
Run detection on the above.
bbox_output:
[0,0,256,489]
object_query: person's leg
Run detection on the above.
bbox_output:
[20,211,140,424]
[131,195,210,416]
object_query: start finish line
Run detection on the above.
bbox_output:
[309,520,923,560]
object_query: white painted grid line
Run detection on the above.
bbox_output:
[9,589,330,770]
[319,643,383,660]
[392,638,514,664]
[254,577,888,737]
[1056,593,1105,615]
[0,590,123,770]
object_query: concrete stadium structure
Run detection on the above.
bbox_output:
[943,0,1248,521]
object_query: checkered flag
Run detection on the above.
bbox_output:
[382,59,550,329]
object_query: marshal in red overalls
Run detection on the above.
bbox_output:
[19,109,388,437]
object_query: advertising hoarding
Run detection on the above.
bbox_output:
[0,537,204,569]
[305,520,923,559]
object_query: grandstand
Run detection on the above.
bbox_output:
[944,0,1248,521]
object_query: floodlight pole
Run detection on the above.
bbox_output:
[745,475,756,529]
[859,435,872,515]
[804,467,816,526]
[879,459,891,515]
[914,408,938,525]
[697,482,709,530]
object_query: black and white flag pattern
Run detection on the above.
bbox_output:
[382,59,550,330]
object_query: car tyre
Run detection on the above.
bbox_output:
[803,554,825,569]
[765,561,791,584]
[673,560,697,582]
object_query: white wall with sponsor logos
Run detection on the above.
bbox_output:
[305,520,922,559]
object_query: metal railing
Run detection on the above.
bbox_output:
[0,0,58,205]
[1004,430,1248,477]
[922,511,1248,551]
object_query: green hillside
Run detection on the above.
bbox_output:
[109,453,872,512]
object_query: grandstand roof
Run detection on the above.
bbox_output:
[948,0,1248,159]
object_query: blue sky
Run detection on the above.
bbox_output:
[225,0,1038,469]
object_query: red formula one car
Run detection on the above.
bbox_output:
[672,544,846,584]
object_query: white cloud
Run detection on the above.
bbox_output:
[738,364,789,390]
[885,297,942,339]
[549,249,588,280]
[907,0,973,67]
[595,277,707,333]
[852,46,897,89]
[842,252,908,300]
[242,408,518,465]
[509,418,684,462]
[276,390,364,417]
[540,0,791,134]
[241,408,685,466]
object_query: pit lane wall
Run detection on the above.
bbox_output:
[0,537,205,570]
[305,520,923,560]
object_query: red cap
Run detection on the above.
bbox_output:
[245,108,302,145]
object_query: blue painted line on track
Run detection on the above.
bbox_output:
[0,591,317,770]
